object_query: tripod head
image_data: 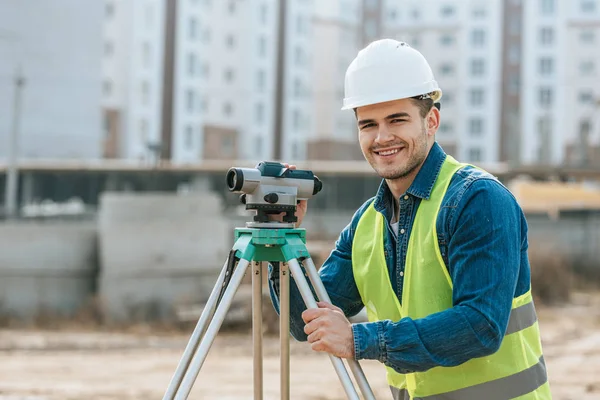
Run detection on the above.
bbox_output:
[226,161,323,227]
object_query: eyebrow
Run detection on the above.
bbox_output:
[357,112,411,127]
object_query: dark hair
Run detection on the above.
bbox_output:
[409,97,434,119]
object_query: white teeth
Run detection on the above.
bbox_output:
[378,149,400,156]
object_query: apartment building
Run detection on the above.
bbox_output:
[521,0,600,165]
[0,0,103,159]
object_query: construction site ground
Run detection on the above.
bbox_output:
[0,292,599,400]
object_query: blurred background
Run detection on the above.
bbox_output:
[0,0,599,399]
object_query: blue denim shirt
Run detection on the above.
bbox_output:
[268,142,531,374]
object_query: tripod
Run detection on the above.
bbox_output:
[162,223,376,399]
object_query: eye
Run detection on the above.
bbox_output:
[360,123,376,130]
[390,119,407,124]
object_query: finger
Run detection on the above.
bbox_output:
[317,301,342,313]
[311,340,327,353]
[307,329,322,344]
[301,307,327,323]
[289,164,297,170]
[303,320,318,336]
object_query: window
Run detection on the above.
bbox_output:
[222,135,234,157]
[580,30,595,44]
[202,63,210,78]
[203,29,211,43]
[228,1,235,14]
[295,46,305,66]
[185,125,194,148]
[189,17,198,40]
[258,36,267,57]
[103,80,112,96]
[539,27,554,45]
[472,29,486,47]
[105,2,115,18]
[471,59,485,76]
[468,148,482,162]
[442,92,453,105]
[142,42,151,67]
[293,110,301,130]
[224,68,234,83]
[581,0,596,13]
[580,61,595,75]
[202,97,208,111]
[411,8,420,19]
[389,8,398,21]
[539,58,554,75]
[255,135,263,159]
[365,20,377,39]
[104,41,114,56]
[539,87,553,107]
[410,35,421,48]
[537,117,551,162]
[441,5,455,17]
[259,3,268,24]
[257,69,266,91]
[440,63,454,76]
[440,34,455,46]
[141,81,150,105]
[541,0,554,15]
[439,123,453,135]
[186,90,195,112]
[294,78,303,97]
[509,16,521,35]
[473,6,486,18]
[470,88,484,106]
[509,44,520,64]
[187,53,197,76]
[509,74,520,95]
[256,103,265,124]
[226,34,235,49]
[469,118,483,136]
[139,119,148,142]
[223,102,233,117]
[297,15,307,35]
[579,91,594,104]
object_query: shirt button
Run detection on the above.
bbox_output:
[404,195,409,200]
[400,271,404,277]
[400,228,405,234]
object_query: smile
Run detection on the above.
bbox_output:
[374,147,403,157]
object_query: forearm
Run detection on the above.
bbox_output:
[352,304,502,373]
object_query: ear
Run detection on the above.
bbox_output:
[426,106,440,137]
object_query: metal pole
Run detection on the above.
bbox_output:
[272,0,286,160]
[252,261,264,400]
[303,258,376,400]
[280,262,290,400]
[4,66,25,219]
[286,259,360,400]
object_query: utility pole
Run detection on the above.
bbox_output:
[272,0,287,161]
[4,66,25,219]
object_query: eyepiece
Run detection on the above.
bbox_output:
[313,176,322,195]
[226,168,244,192]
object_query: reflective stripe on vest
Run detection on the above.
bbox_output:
[352,155,551,399]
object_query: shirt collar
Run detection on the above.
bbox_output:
[373,142,447,212]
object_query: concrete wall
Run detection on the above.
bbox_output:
[0,221,97,320]
[98,192,230,322]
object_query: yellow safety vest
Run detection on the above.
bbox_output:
[352,155,551,399]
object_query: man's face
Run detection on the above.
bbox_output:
[356,98,435,180]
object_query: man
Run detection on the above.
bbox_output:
[269,39,550,399]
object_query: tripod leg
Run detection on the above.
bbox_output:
[302,257,376,400]
[280,263,290,400]
[252,261,263,400]
[163,257,231,400]
[174,258,252,400]
[286,259,360,400]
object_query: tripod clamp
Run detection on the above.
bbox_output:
[162,224,376,400]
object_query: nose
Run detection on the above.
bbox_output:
[375,125,393,144]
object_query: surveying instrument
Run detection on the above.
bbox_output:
[163,161,376,399]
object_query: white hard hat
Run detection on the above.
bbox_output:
[342,39,442,110]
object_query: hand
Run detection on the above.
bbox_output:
[302,302,355,359]
[267,163,308,227]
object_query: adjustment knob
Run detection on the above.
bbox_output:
[264,193,279,204]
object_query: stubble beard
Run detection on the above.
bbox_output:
[368,124,428,180]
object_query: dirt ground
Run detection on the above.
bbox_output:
[0,292,599,400]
